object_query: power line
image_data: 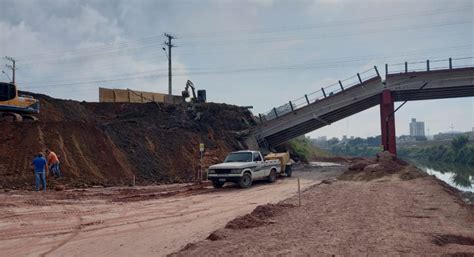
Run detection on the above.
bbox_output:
[13,5,471,61]
[20,53,473,90]
[19,43,473,85]
[180,5,473,38]
[178,20,474,47]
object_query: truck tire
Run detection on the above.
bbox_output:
[285,165,293,177]
[267,169,276,183]
[212,180,225,188]
[239,173,252,188]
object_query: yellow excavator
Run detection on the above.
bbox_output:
[0,81,39,121]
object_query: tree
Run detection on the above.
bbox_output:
[451,135,469,152]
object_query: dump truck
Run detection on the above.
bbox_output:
[207,150,293,188]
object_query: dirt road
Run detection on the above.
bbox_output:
[0,166,343,257]
[175,167,474,256]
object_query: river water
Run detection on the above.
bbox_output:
[410,160,474,193]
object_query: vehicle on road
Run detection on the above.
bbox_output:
[207,150,292,188]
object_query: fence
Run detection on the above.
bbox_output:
[99,87,183,104]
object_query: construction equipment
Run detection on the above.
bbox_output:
[182,80,206,103]
[0,82,39,122]
[264,152,293,177]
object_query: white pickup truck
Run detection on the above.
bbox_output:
[207,150,283,188]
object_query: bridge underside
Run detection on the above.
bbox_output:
[254,67,474,154]
[264,96,380,147]
[393,85,474,101]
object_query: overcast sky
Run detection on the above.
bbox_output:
[1,0,473,139]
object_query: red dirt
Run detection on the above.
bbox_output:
[172,167,474,256]
[0,92,256,189]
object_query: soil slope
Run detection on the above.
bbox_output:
[0,92,256,189]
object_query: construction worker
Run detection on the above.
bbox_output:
[31,153,47,192]
[45,149,62,178]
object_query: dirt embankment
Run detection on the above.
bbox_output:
[0,92,256,189]
[173,156,474,256]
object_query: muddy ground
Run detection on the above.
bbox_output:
[174,165,474,257]
[0,167,343,257]
[0,92,256,189]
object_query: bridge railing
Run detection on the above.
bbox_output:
[258,56,473,124]
[385,56,473,75]
[259,67,379,122]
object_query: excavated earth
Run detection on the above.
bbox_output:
[0,92,256,189]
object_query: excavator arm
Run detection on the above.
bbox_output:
[182,80,197,101]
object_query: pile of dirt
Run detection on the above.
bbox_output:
[340,151,413,181]
[0,92,256,189]
[225,203,294,229]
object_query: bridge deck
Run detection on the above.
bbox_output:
[253,66,474,148]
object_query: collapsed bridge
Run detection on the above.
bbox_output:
[250,57,474,155]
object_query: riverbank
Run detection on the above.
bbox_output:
[173,162,474,256]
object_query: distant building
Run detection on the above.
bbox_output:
[317,136,327,142]
[409,118,425,137]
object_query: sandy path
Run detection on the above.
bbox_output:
[0,167,343,257]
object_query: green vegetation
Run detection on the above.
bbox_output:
[287,136,331,162]
[399,135,474,165]
[324,136,382,157]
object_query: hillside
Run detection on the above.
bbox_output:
[0,92,256,189]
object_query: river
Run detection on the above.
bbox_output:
[410,160,474,192]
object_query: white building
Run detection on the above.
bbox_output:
[409,118,425,137]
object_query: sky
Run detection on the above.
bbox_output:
[0,0,473,139]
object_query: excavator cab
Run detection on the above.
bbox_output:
[0,82,40,121]
[0,82,16,101]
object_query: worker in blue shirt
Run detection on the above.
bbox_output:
[31,153,48,192]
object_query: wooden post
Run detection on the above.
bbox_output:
[298,177,301,207]
[132,175,136,187]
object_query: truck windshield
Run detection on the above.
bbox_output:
[224,152,252,163]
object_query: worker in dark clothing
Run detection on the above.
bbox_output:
[31,153,48,192]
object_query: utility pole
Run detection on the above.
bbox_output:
[164,33,175,95]
[4,56,16,84]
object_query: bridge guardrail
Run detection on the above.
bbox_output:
[385,56,473,74]
[259,56,473,123]
[259,67,379,122]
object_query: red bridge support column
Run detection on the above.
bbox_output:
[380,90,397,155]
